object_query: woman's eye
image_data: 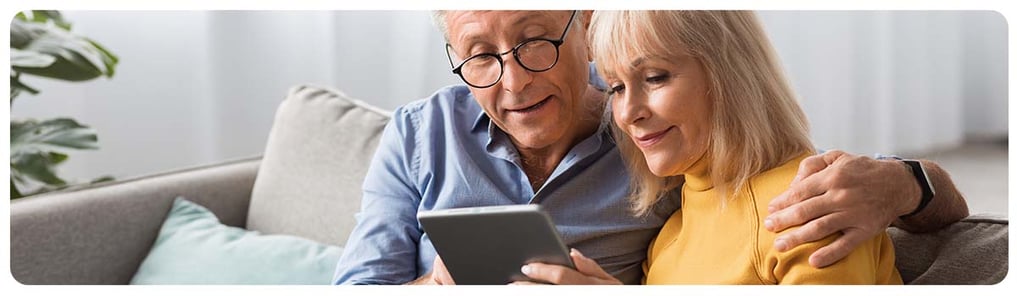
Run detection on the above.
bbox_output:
[646,73,670,84]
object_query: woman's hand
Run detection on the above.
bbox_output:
[511,249,622,285]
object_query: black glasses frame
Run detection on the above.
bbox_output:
[445,10,578,88]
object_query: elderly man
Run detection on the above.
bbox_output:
[333,10,969,285]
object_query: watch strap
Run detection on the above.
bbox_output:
[900,160,935,219]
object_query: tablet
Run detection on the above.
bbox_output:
[417,204,575,284]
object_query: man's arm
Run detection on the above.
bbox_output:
[763,150,969,268]
[892,160,969,232]
[333,114,426,285]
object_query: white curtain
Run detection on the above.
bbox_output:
[9,11,1006,182]
[759,11,1007,156]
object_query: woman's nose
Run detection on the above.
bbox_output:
[614,90,649,125]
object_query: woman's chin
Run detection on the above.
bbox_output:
[646,163,676,178]
[645,154,683,177]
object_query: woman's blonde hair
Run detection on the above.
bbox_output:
[589,11,815,216]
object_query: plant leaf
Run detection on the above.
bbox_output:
[10,74,41,101]
[86,39,118,78]
[9,11,112,200]
[10,19,118,82]
[10,151,68,186]
[11,48,57,68]
[11,73,41,94]
[15,32,105,81]
[31,10,72,30]
[8,118,95,191]
[47,151,69,164]
[10,19,46,49]
[10,118,99,153]
[11,179,25,199]
[91,175,115,184]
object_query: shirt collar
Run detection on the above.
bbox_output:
[472,108,488,132]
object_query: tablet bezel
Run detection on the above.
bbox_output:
[418,204,576,284]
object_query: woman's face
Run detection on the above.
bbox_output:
[605,51,713,177]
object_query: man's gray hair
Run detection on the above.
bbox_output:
[432,11,585,43]
[432,10,449,41]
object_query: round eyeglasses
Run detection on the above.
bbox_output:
[445,10,578,89]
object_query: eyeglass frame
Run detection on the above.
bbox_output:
[444,10,579,89]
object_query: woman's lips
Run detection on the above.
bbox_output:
[634,126,674,148]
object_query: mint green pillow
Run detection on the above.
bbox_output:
[131,197,342,284]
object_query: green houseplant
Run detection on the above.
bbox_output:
[10,11,118,199]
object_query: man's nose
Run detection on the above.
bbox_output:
[499,56,533,93]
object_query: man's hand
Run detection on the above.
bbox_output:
[764,150,920,268]
[429,256,456,285]
[405,256,455,285]
[511,249,621,285]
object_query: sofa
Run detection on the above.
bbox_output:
[9,84,1008,285]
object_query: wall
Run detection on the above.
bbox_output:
[9,10,1008,182]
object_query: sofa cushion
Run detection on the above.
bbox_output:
[131,197,342,284]
[248,84,391,246]
[889,214,1008,284]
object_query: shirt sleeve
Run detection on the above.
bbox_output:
[333,107,426,285]
[816,147,899,161]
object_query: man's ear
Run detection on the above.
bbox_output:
[582,10,594,62]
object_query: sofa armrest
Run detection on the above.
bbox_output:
[889,213,1008,284]
[10,158,261,284]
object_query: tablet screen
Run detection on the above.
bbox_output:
[418,204,575,284]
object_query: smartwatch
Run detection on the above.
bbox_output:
[900,159,935,219]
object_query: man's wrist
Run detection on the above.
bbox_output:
[884,158,924,217]
[899,159,936,219]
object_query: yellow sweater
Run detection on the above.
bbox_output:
[643,155,902,284]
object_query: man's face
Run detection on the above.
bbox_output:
[444,11,592,151]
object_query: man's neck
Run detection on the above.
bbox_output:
[517,144,571,192]
[515,84,607,192]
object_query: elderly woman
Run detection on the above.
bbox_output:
[520,10,902,284]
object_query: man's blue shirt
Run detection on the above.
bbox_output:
[333,66,680,285]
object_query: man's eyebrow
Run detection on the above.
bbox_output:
[452,12,556,52]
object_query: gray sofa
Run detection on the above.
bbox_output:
[10,85,1008,285]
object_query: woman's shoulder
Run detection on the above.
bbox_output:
[747,153,812,207]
